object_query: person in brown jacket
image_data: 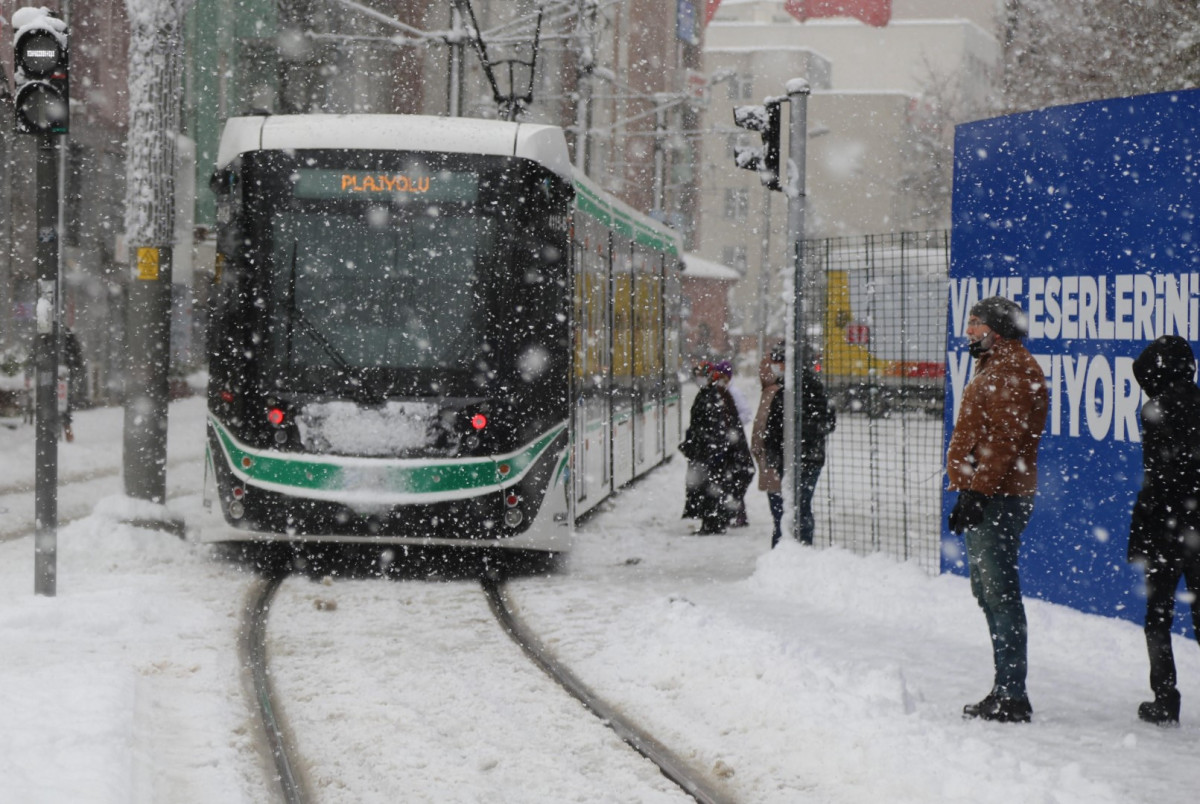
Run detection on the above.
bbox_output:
[752,351,786,545]
[946,295,1049,724]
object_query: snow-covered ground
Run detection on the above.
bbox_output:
[1,390,1198,803]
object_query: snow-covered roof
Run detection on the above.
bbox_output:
[216,114,573,181]
[682,253,742,281]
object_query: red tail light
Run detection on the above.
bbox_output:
[471,413,488,430]
[267,407,285,426]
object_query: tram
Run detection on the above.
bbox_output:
[199,113,683,553]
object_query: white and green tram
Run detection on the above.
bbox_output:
[201,113,682,554]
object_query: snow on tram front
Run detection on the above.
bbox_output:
[200,113,578,552]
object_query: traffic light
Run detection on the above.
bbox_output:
[732,100,781,191]
[13,9,69,135]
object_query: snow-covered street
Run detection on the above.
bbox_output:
[1,394,1198,803]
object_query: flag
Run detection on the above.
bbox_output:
[784,0,892,27]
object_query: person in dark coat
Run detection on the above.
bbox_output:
[712,361,754,530]
[796,352,835,546]
[1129,335,1200,726]
[681,362,714,520]
[752,344,836,547]
[60,328,85,443]
[681,362,753,534]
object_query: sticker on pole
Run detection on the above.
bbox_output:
[136,247,159,280]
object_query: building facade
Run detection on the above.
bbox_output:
[697,0,1002,356]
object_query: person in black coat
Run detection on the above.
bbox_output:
[1129,335,1200,725]
[682,362,715,521]
[681,362,753,534]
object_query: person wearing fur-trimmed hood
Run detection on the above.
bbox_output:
[1128,334,1200,726]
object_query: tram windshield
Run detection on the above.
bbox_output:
[270,209,493,373]
[243,153,512,394]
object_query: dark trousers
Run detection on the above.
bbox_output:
[964,496,1034,700]
[797,459,823,545]
[768,460,823,547]
[1143,549,1200,698]
[768,492,784,547]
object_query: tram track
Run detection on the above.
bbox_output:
[243,566,735,804]
[482,577,736,804]
[242,571,310,804]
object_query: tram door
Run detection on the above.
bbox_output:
[611,239,635,490]
[664,257,683,453]
[632,243,662,474]
[572,214,611,513]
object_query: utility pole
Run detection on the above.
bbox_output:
[122,1,193,518]
[783,78,811,545]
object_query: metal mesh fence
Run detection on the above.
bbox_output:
[804,230,950,573]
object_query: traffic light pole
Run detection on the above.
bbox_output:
[33,133,60,596]
[783,79,811,546]
[13,5,70,594]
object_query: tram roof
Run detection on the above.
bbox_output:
[216,114,574,181]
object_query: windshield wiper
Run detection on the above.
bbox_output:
[287,243,369,392]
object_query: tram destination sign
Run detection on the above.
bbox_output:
[293,169,479,202]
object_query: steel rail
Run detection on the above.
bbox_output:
[482,577,737,804]
[241,572,309,804]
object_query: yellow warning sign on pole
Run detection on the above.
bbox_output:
[136,247,160,280]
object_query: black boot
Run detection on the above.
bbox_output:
[963,693,1032,723]
[1138,690,1180,725]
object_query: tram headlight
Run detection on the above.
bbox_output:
[503,509,524,527]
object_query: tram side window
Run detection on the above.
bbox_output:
[576,215,608,390]
[632,245,663,386]
[612,241,633,387]
[573,244,587,381]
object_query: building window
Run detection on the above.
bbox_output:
[724,188,749,220]
[722,245,748,275]
[726,74,754,101]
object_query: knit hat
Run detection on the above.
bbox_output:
[969,296,1027,340]
[712,360,733,380]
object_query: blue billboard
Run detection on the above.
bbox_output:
[946,89,1200,636]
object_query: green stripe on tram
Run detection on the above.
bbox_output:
[210,418,565,496]
[574,181,678,256]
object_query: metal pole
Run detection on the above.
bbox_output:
[757,191,772,358]
[652,98,666,219]
[34,134,60,596]
[447,6,464,117]
[782,79,810,545]
[572,0,595,173]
